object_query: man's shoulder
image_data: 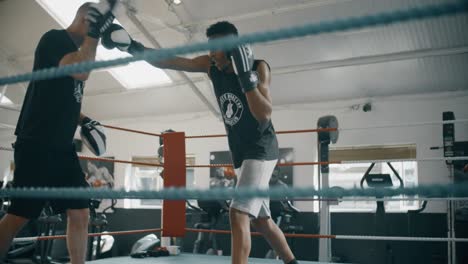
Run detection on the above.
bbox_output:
[254,59,271,71]
[38,29,67,45]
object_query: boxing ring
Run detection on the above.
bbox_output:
[1,1,468,263]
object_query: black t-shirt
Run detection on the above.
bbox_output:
[15,30,84,149]
[210,60,279,168]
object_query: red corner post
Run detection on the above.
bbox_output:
[162,132,186,237]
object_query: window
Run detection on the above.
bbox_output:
[0,93,12,104]
[96,46,172,89]
[36,0,172,89]
[328,145,419,212]
[124,156,195,209]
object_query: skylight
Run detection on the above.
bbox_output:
[36,0,172,89]
[0,94,13,104]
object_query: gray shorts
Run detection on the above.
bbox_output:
[231,159,278,219]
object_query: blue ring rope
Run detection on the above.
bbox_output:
[1,183,468,200]
[0,1,467,86]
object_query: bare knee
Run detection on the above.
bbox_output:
[0,214,29,234]
[229,208,250,230]
[251,217,269,226]
[229,208,246,220]
[251,217,272,233]
[67,209,89,228]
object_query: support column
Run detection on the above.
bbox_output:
[162,132,186,238]
[317,116,338,262]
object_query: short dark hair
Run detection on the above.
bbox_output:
[77,2,91,17]
[206,21,238,38]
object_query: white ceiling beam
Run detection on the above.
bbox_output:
[84,45,468,98]
[85,76,207,97]
[124,2,220,117]
[273,45,468,75]
[0,54,34,64]
[0,123,15,129]
[0,104,20,112]
[0,48,28,94]
[0,85,7,103]
[169,0,353,30]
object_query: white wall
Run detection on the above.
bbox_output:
[0,119,15,186]
[1,91,467,213]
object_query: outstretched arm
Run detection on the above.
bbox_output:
[101,24,211,73]
[144,51,211,73]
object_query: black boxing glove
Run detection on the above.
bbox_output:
[80,117,107,156]
[86,0,118,39]
[229,45,259,93]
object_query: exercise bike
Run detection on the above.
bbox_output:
[87,199,116,261]
[265,168,303,259]
[187,200,229,255]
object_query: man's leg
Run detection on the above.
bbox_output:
[251,217,296,263]
[0,214,29,259]
[230,208,251,264]
[66,208,89,264]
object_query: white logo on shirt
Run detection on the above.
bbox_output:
[250,72,258,83]
[219,93,243,126]
[74,81,84,103]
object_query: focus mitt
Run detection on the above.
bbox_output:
[80,117,107,156]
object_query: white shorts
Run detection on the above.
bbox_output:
[230,159,278,219]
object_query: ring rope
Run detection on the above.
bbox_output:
[288,197,468,202]
[187,161,342,168]
[1,183,468,200]
[1,118,466,143]
[341,157,468,163]
[102,125,161,137]
[187,157,468,168]
[186,128,337,139]
[79,155,163,167]
[334,235,468,243]
[185,228,335,239]
[1,146,465,168]
[185,228,468,242]
[0,148,163,167]
[340,119,468,131]
[185,119,468,139]
[0,1,467,86]
[17,227,467,243]
[0,146,13,152]
[12,228,162,243]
